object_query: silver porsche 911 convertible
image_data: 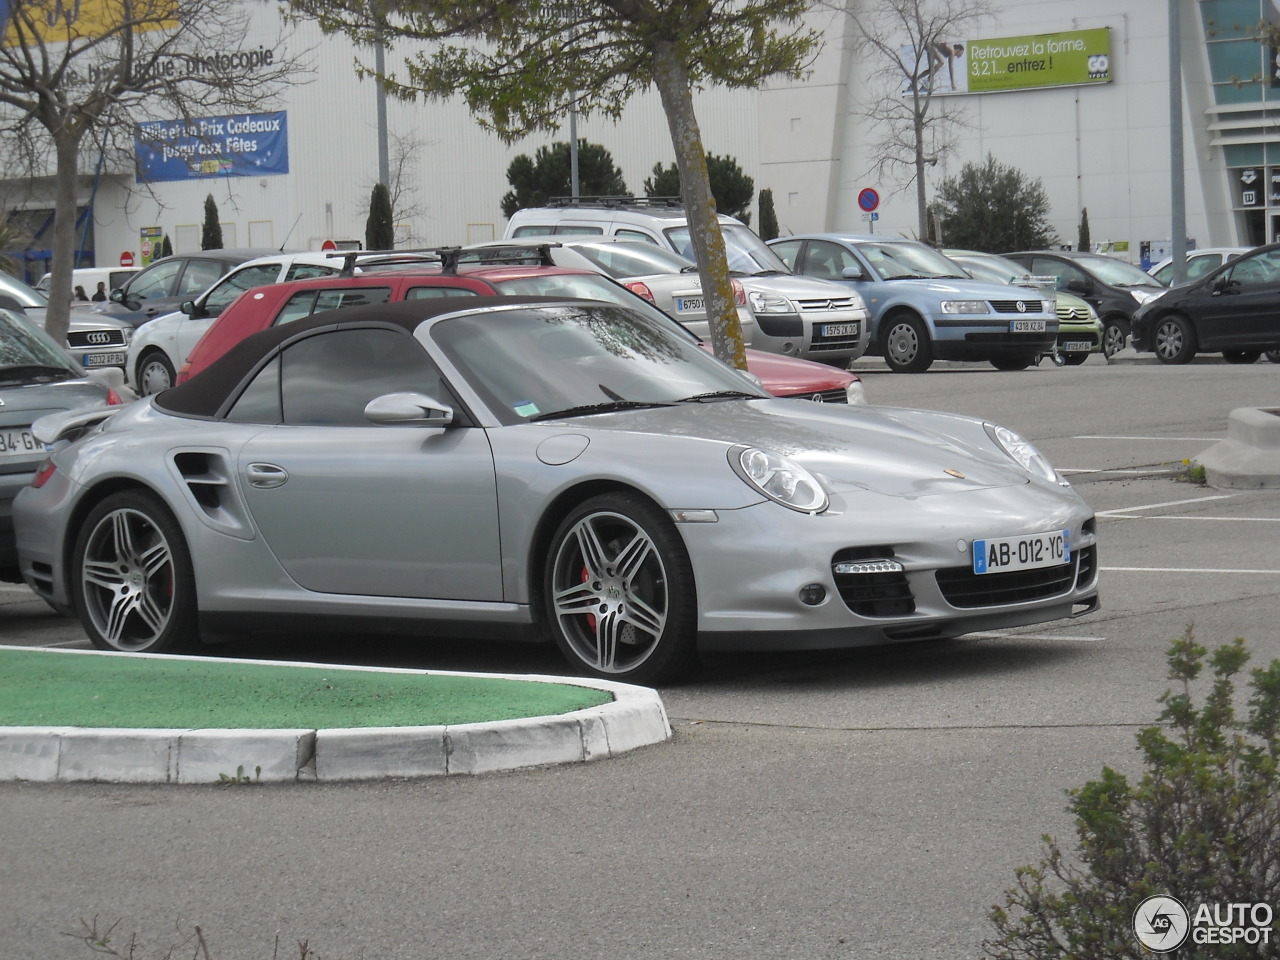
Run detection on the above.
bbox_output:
[14,296,1099,683]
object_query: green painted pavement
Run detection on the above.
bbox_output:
[0,648,611,729]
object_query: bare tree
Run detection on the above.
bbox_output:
[359,130,430,247]
[0,0,309,343]
[843,0,991,239]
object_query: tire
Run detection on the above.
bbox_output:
[882,315,934,373]
[71,490,199,653]
[1102,318,1129,358]
[135,351,176,396]
[990,354,1036,371]
[543,492,697,684]
[1062,353,1089,366]
[1267,350,1280,364]
[1153,314,1197,364]
[1222,351,1261,364]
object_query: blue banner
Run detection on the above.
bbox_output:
[135,111,288,182]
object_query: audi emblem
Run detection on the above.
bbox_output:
[1016,300,1027,313]
[86,331,113,345]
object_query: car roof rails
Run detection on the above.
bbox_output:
[328,246,462,276]
[456,244,558,268]
[544,195,685,210]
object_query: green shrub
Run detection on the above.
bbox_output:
[986,628,1280,958]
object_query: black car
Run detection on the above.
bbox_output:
[1130,241,1280,364]
[91,249,290,326]
[1004,250,1166,358]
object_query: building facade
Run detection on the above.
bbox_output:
[4,0,1275,280]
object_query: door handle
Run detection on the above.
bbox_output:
[246,462,289,489]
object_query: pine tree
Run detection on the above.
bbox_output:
[759,189,779,241]
[201,195,223,250]
[1077,208,1091,252]
[366,182,395,250]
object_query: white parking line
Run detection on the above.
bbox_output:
[1102,566,1280,574]
[1074,435,1220,442]
[968,631,1107,642]
[1096,494,1236,516]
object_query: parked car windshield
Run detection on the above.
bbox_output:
[568,241,698,278]
[490,273,699,343]
[949,253,1029,284]
[664,224,791,276]
[0,308,77,377]
[858,241,969,281]
[1079,257,1159,287]
[431,303,764,425]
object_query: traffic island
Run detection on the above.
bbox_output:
[1193,407,1280,489]
[0,646,671,783]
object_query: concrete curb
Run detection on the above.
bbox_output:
[0,649,671,784]
[1193,407,1280,489]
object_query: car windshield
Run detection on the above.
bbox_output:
[858,242,968,280]
[951,253,1029,284]
[0,308,76,380]
[491,273,700,343]
[664,224,791,275]
[0,274,49,308]
[1080,257,1158,287]
[431,303,766,426]
[568,242,697,278]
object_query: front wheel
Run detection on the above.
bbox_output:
[1102,319,1129,358]
[882,315,934,373]
[543,492,697,684]
[1222,351,1261,364]
[1153,315,1197,364]
[135,351,176,396]
[71,490,199,653]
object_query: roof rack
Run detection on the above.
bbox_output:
[327,246,462,276]
[544,195,685,210]
[456,243,558,268]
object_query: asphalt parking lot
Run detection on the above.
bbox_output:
[3,352,1279,959]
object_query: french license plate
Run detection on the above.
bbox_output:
[675,296,704,313]
[0,427,40,459]
[1009,319,1047,333]
[1060,340,1092,352]
[822,323,860,337]
[973,530,1070,575]
[84,352,127,367]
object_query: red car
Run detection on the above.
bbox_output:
[179,254,865,403]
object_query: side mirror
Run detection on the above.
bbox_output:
[840,266,865,281]
[110,289,125,304]
[365,391,454,427]
[1065,277,1092,295]
[180,300,197,316]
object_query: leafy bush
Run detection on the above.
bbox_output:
[986,629,1280,959]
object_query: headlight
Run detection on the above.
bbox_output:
[729,445,829,513]
[940,300,989,314]
[747,290,795,314]
[1086,303,1100,321]
[984,423,1060,484]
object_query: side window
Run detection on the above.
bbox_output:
[1152,263,1173,284]
[285,263,340,281]
[202,263,281,313]
[225,356,282,424]
[179,259,228,296]
[274,291,320,326]
[125,261,182,300]
[803,240,858,281]
[1185,257,1218,282]
[614,229,658,245]
[405,286,479,299]
[553,224,604,235]
[770,240,802,272]
[1226,252,1280,285]
[279,328,452,426]
[512,225,556,237]
[1030,258,1083,290]
[312,287,392,312]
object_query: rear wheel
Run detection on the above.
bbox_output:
[71,491,198,654]
[882,315,934,373]
[543,492,697,684]
[135,351,176,396]
[1153,315,1197,364]
[990,354,1036,371]
[1102,318,1130,358]
[1222,351,1261,364]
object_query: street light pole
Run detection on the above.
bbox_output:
[1169,0,1187,284]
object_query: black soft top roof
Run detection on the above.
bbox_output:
[154,295,578,418]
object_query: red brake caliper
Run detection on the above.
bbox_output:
[582,564,596,630]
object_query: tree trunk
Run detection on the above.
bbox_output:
[45,131,83,348]
[650,39,747,371]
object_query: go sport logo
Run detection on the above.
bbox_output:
[1133,895,1274,952]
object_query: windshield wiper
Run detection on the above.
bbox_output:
[678,390,759,403]
[0,364,71,381]
[884,273,931,280]
[527,400,674,422]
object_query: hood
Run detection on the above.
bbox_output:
[740,350,854,393]
[555,399,1032,498]
[737,274,856,298]
[884,277,1048,302]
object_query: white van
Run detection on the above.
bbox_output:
[38,266,141,303]
[504,198,870,363]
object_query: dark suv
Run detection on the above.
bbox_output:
[1004,250,1166,358]
[92,248,290,326]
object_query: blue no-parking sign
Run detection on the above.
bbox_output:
[857,188,880,213]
